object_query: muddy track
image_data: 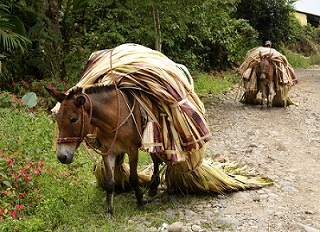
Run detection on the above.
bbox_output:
[132,69,320,232]
[204,69,320,231]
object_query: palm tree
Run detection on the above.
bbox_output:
[0,3,31,76]
[0,4,31,53]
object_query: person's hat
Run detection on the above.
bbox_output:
[265,40,272,46]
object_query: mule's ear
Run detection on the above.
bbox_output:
[75,95,86,107]
[45,87,66,103]
[268,53,273,60]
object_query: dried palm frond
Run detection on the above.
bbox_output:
[165,148,272,194]
[94,152,273,193]
[94,156,152,190]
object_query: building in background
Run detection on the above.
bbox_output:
[294,0,320,26]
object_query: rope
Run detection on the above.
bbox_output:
[100,85,121,156]
[118,90,143,139]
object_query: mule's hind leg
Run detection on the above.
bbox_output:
[148,153,161,198]
[102,153,116,214]
[266,85,271,107]
[128,148,144,209]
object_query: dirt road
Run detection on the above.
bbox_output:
[205,69,320,231]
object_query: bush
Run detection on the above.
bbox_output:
[0,153,45,221]
[283,49,310,68]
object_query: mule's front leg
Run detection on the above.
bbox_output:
[261,86,268,108]
[102,153,116,214]
[268,82,275,107]
[148,153,161,198]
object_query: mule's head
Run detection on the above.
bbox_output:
[46,88,91,164]
[259,51,273,81]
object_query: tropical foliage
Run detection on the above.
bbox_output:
[0,3,31,79]
[1,0,318,91]
[0,4,30,53]
[0,0,268,89]
[236,0,297,49]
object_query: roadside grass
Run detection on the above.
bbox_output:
[193,69,239,95]
[283,49,320,68]
[309,54,320,67]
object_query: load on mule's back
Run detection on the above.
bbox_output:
[238,46,297,107]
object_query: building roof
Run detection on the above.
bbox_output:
[294,0,320,17]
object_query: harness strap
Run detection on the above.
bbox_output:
[57,137,81,144]
[118,90,143,139]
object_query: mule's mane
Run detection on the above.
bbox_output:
[261,54,272,59]
[67,85,115,99]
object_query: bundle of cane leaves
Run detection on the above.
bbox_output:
[166,160,247,194]
[58,43,273,194]
[212,160,273,188]
[71,43,211,163]
[238,46,296,107]
[166,155,272,194]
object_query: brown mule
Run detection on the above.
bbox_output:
[46,85,161,214]
[257,51,276,108]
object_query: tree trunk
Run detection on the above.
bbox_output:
[45,0,65,78]
[152,5,162,52]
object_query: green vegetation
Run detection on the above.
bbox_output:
[193,70,239,95]
[236,0,295,49]
[3,0,317,91]
[283,49,310,69]
[283,49,320,69]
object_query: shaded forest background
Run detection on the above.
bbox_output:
[1,0,320,91]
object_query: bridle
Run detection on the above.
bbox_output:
[260,57,270,76]
[56,93,93,146]
[259,51,273,77]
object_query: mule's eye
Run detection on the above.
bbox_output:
[70,118,78,124]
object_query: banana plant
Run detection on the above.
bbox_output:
[0,4,31,53]
[0,3,31,77]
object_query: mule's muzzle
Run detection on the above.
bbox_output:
[56,145,75,164]
[260,73,267,81]
[57,154,73,164]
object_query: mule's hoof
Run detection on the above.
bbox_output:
[106,208,114,215]
[137,204,145,211]
[148,188,158,198]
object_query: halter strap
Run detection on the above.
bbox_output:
[57,93,93,145]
